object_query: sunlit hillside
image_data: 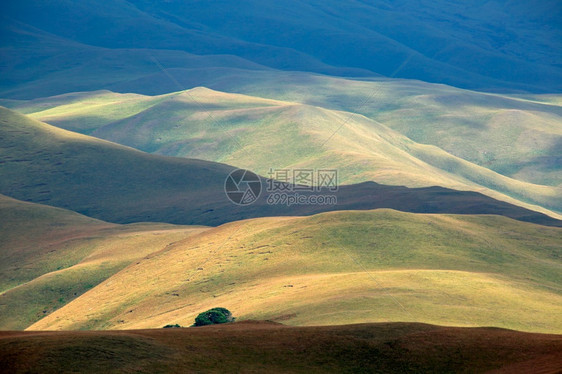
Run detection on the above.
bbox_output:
[9,84,560,217]
[30,209,562,333]
[0,194,207,330]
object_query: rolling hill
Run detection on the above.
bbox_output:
[29,209,562,333]
[1,106,560,227]
[1,0,561,96]
[0,1,560,371]
[203,73,562,189]
[0,105,238,224]
[8,85,560,216]
[0,19,275,100]
[0,194,208,330]
[2,322,561,373]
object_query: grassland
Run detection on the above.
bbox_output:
[2,322,561,373]
[29,209,562,333]
[223,74,562,187]
[4,193,559,334]
[0,194,208,330]
[10,83,561,218]
[1,2,560,371]
[3,106,557,227]
[1,102,560,334]
[0,105,237,224]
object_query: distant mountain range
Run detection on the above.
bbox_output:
[1,0,561,98]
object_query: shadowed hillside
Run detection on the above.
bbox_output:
[1,322,561,373]
[1,107,560,227]
[9,86,560,215]
[1,0,561,95]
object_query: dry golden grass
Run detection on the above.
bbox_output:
[0,194,209,330]
[29,209,562,333]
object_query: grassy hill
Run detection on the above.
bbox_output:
[2,322,561,373]
[0,194,114,292]
[1,106,560,227]
[210,74,562,189]
[0,194,208,330]
[10,85,561,216]
[0,20,275,99]
[29,209,562,333]
[0,105,238,224]
[1,0,560,94]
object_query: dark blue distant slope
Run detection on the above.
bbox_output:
[1,0,560,94]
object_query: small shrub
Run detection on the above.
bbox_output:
[194,307,234,327]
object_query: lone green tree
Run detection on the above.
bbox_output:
[194,307,234,326]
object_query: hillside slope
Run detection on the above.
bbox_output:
[0,194,114,292]
[30,209,562,333]
[1,0,560,93]
[205,74,562,188]
[1,107,560,227]
[0,105,237,224]
[11,86,561,215]
[2,322,561,373]
[0,194,208,330]
[0,20,274,99]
